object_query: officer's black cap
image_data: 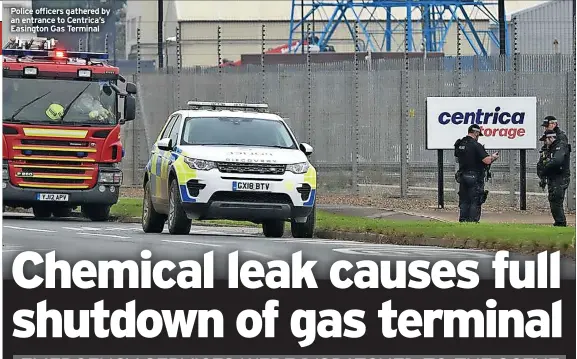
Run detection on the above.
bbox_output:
[539,129,557,141]
[467,124,483,136]
[541,116,558,127]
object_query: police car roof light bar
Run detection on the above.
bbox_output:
[187,101,269,112]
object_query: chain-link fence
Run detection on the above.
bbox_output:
[119,22,576,211]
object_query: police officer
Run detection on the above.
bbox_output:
[537,129,571,227]
[454,124,500,222]
[541,116,568,144]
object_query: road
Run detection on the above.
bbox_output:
[2,212,575,281]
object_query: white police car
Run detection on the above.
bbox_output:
[141,101,317,238]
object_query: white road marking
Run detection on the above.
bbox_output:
[3,244,55,253]
[266,238,365,245]
[332,246,493,258]
[4,225,57,233]
[162,240,221,247]
[78,232,131,239]
[63,226,102,231]
[243,250,275,260]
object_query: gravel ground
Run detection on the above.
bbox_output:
[119,186,572,216]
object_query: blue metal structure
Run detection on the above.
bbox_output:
[288,0,507,56]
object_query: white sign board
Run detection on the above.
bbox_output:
[426,97,537,150]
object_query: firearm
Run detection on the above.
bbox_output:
[537,145,548,190]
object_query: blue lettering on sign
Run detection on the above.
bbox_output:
[438,107,525,125]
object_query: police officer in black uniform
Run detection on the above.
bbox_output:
[541,116,568,145]
[537,129,571,226]
[454,124,500,222]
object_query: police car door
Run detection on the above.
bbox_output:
[160,114,183,201]
[151,114,178,206]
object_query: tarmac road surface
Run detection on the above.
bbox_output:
[2,212,576,281]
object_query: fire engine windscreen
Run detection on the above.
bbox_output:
[180,117,298,149]
[3,78,117,125]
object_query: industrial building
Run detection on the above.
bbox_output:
[124,0,564,67]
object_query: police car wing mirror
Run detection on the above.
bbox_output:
[157,138,173,151]
[123,95,136,122]
[126,82,137,95]
[299,142,313,156]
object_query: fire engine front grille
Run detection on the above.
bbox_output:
[217,162,286,175]
[15,159,91,166]
[21,177,85,184]
[12,163,96,187]
[21,139,90,147]
[15,167,86,175]
[20,149,91,157]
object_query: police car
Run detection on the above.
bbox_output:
[141,101,317,238]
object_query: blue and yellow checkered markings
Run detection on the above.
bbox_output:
[180,185,196,203]
[171,155,198,203]
[303,189,316,206]
[303,166,317,206]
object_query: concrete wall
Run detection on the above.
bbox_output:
[178,20,492,67]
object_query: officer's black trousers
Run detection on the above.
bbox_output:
[547,176,570,226]
[458,172,484,223]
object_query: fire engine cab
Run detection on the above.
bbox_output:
[2,37,137,221]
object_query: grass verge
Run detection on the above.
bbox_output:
[111,198,576,250]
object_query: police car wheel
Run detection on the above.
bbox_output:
[167,180,192,235]
[142,180,166,233]
[291,205,315,238]
[262,220,285,238]
[82,205,111,222]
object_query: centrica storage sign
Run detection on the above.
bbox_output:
[426,97,537,150]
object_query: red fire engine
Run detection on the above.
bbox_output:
[2,38,137,221]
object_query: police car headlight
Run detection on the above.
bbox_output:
[184,157,217,171]
[286,162,310,174]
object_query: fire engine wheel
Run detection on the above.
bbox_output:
[52,207,73,218]
[82,205,111,222]
[142,180,166,233]
[167,179,191,235]
[32,206,52,219]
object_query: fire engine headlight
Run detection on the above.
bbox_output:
[2,168,8,181]
[98,171,123,184]
[286,162,309,174]
[183,157,217,171]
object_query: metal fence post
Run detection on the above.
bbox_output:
[400,20,409,198]
[453,19,462,201]
[261,24,266,104]
[306,23,312,146]
[510,18,519,208]
[217,25,223,100]
[176,26,181,109]
[133,28,141,186]
[568,13,577,212]
[352,22,360,195]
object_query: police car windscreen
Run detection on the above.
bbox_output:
[180,117,297,149]
[3,77,117,125]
